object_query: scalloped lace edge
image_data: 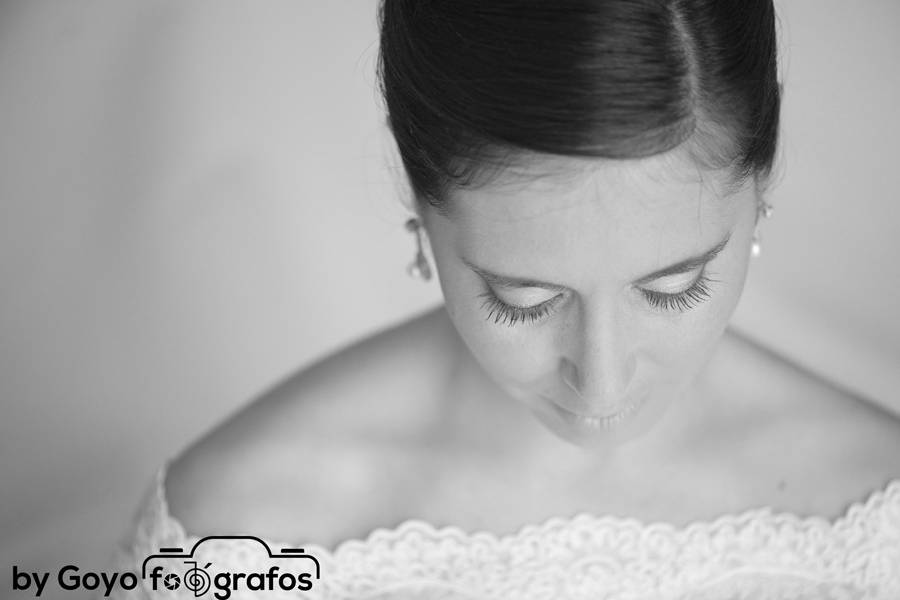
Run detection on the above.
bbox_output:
[148,459,900,561]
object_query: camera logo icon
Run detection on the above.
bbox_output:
[142,535,320,597]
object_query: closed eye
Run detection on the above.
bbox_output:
[477,289,563,327]
[639,271,717,312]
[467,231,730,325]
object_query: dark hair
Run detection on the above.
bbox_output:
[377,0,781,213]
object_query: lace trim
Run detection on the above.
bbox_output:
[115,461,900,599]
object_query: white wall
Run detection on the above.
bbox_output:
[0,3,440,595]
[1,2,897,598]
[732,0,900,406]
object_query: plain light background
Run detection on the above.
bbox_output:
[1,2,898,598]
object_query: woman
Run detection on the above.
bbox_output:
[109,1,900,598]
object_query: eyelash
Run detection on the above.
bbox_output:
[478,273,716,327]
[639,273,716,312]
[478,291,562,327]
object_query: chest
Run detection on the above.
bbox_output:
[392,439,757,537]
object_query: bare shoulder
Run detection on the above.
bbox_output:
[717,329,900,516]
[165,305,460,547]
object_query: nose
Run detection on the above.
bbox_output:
[557,303,637,414]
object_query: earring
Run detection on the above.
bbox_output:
[750,231,762,257]
[751,200,774,257]
[405,217,432,281]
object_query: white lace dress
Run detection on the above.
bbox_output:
[105,462,900,599]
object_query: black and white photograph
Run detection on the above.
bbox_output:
[2,1,899,599]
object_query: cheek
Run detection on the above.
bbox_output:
[652,304,730,376]
[650,248,751,377]
[438,267,558,390]
[464,323,557,392]
[425,229,552,389]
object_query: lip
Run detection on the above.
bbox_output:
[541,393,647,433]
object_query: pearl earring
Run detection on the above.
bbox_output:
[751,201,774,257]
[750,233,762,257]
[405,217,432,281]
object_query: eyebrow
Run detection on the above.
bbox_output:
[633,232,732,285]
[462,231,732,291]
[463,259,570,292]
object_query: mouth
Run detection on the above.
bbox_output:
[541,393,648,432]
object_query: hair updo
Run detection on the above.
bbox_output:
[377,0,781,213]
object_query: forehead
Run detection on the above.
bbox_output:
[436,149,755,282]
[446,149,749,242]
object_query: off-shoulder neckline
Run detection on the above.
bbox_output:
[151,460,900,560]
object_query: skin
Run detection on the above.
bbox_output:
[422,147,757,453]
[165,148,900,549]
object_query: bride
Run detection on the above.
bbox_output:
[110,0,900,598]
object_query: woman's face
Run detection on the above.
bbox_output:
[421,149,760,449]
